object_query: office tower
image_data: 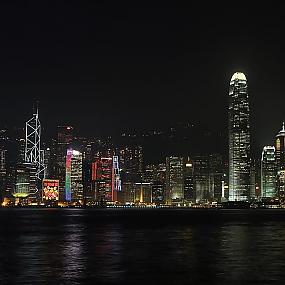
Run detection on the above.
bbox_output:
[10,162,37,205]
[275,122,285,169]
[58,126,73,144]
[56,126,73,201]
[134,182,152,204]
[151,182,165,205]
[92,156,121,203]
[193,155,209,203]
[25,108,45,179]
[166,156,184,205]
[65,148,83,204]
[277,170,285,199]
[249,159,257,199]
[123,182,134,204]
[112,156,122,201]
[119,145,143,182]
[261,146,277,199]
[208,154,224,202]
[144,163,166,183]
[183,158,195,202]
[81,144,93,205]
[43,147,51,178]
[0,149,6,201]
[12,164,30,199]
[275,123,285,200]
[228,72,251,201]
[19,138,26,162]
[144,164,156,182]
[25,108,45,202]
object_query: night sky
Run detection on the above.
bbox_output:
[0,2,284,154]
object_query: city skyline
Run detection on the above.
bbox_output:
[1,3,285,284]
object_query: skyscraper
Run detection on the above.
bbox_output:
[193,155,209,203]
[228,72,251,201]
[261,146,276,199]
[65,148,83,204]
[183,158,195,202]
[275,122,285,170]
[119,145,143,182]
[165,156,184,205]
[209,153,224,202]
[56,126,73,201]
[92,156,121,203]
[275,123,285,200]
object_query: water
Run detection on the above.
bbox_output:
[0,208,285,284]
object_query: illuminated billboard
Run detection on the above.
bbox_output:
[42,179,59,201]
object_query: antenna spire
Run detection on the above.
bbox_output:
[36,101,39,117]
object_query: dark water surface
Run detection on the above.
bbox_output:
[0,208,285,284]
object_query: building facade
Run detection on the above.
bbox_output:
[275,123,285,200]
[228,72,251,201]
[65,148,83,204]
[166,156,184,204]
[261,146,276,199]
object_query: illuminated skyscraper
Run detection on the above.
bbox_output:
[193,155,209,202]
[183,158,194,202]
[65,148,83,203]
[25,108,45,180]
[25,107,45,202]
[166,156,184,204]
[275,122,285,170]
[134,182,152,204]
[275,123,285,199]
[119,145,143,182]
[228,72,251,201]
[209,153,224,202]
[92,156,121,203]
[261,146,276,198]
[57,126,73,200]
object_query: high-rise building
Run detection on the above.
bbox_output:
[275,123,285,170]
[249,159,257,200]
[12,164,31,199]
[92,156,121,203]
[0,149,6,201]
[208,154,224,202]
[275,123,285,200]
[25,108,45,202]
[123,182,134,204]
[65,148,83,204]
[261,146,276,199]
[56,126,73,201]
[151,182,165,205]
[277,170,285,199]
[183,158,195,202]
[166,156,184,204]
[134,182,152,204]
[228,72,251,201]
[193,155,209,203]
[119,145,143,182]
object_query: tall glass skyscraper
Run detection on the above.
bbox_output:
[261,146,276,198]
[228,72,251,201]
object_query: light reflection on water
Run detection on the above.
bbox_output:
[0,209,285,284]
